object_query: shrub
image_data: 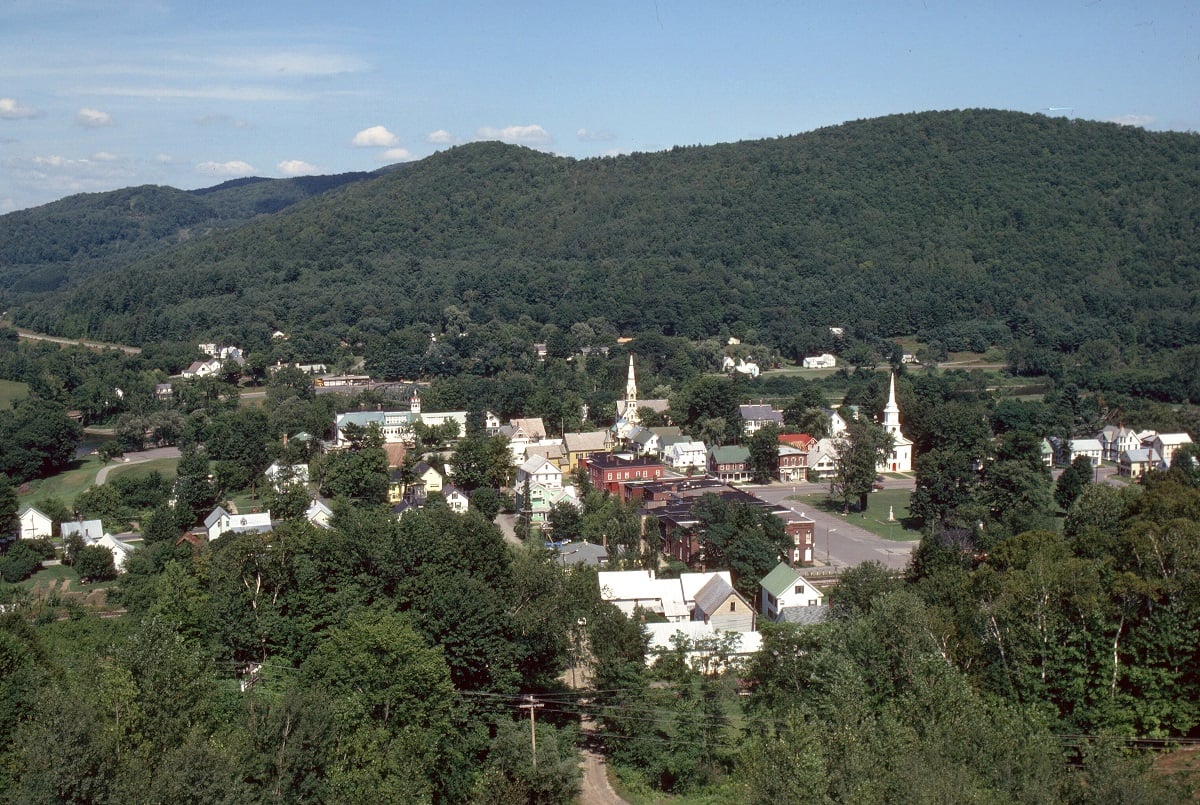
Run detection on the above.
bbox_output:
[0,542,43,583]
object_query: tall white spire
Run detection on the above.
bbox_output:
[625,354,638,407]
[883,372,901,436]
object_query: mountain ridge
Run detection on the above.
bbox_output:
[2,109,1197,363]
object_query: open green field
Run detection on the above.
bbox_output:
[786,486,920,541]
[18,562,75,591]
[104,457,180,485]
[15,455,105,507]
[0,378,29,409]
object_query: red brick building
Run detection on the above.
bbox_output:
[585,453,666,498]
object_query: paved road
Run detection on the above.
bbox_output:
[95,446,181,484]
[747,479,918,572]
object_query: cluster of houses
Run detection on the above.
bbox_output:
[1049,428,1193,479]
[598,560,828,665]
[178,343,245,379]
[14,511,136,572]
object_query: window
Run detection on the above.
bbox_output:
[729,601,736,612]
[808,599,818,606]
[794,585,804,595]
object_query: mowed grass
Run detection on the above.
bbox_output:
[0,379,29,409]
[786,486,920,541]
[104,457,180,485]
[15,455,106,508]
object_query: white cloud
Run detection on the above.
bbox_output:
[278,159,318,176]
[379,147,414,163]
[426,129,457,145]
[475,124,552,145]
[196,113,250,128]
[196,160,256,177]
[33,155,73,168]
[212,51,369,77]
[84,85,311,102]
[351,125,400,147]
[1109,114,1154,128]
[0,97,43,120]
[93,151,118,161]
[76,107,114,127]
[577,128,616,142]
[154,153,175,163]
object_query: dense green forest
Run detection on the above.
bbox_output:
[2,110,1198,389]
[0,172,376,294]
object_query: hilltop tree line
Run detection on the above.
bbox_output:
[1,109,1197,403]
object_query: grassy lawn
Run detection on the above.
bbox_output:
[104,457,180,484]
[19,562,76,591]
[0,378,29,409]
[15,455,106,507]
[786,486,920,541]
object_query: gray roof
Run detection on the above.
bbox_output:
[564,431,610,453]
[778,605,831,625]
[553,541,609,567]
[693,575,740,616]
[739,404,783,422]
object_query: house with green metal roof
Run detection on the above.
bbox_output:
[707,445,751,483]
[759,561,825,622]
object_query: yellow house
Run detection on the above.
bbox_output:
[562,431,611,473]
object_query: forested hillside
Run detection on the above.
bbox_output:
[0,171,376,294]
[2,109,1198,368]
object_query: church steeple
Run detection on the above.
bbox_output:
[883,372,901,436]
[625,354,638,407]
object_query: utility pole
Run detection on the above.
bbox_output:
[518,695,544,769]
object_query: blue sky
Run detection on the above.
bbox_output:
[2,0,1197,212]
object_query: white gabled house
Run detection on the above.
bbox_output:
[306,499,334,528]
[517,454,562,490]
[443,484,470,513]
[802,354,837,369]
[662,440,708,472]
[18,506,53,540]
[204,507,273,541]
[1062,438,1104,468]
[96,533,136,573]
[264,462,309,492]
[1150,433,1193,469]
[808,438,840,480]
[759,562,826,622]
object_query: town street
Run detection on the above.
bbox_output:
[746,479,919,573]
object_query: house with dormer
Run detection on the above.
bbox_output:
[1097,426,1142,463]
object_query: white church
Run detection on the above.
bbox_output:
[878,373,913,473]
